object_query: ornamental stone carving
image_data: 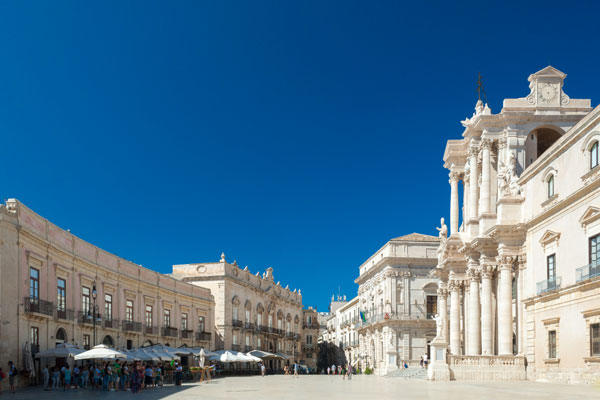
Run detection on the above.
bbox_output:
[498,152,522,196]
[437,288,448,297]
[467,268,481,281]
[448,279,462,291]
[481,264,496,279]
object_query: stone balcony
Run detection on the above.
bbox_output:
[196,331,211,341]
[24,297,54,318]
[161,326,178,337]
[121,320,142,332]
[447,355,527,381]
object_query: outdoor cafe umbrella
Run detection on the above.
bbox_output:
[74,344,126,360]
[248,350,283,360]
[35,343,85,359]
[23,342,35,378]
[242,352,262,362]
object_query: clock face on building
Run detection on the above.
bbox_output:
[539,84,558,103]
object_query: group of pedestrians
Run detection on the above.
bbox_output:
[283,363,300,377]
[326,364,352,379]
[40,361,173,393]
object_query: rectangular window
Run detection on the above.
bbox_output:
[268,314,273,328]
[31,326,39,345]
[277,319,282,330]
[592,142,599,169]
[30,267,39,299]
[82,287,90,314]
[548,176,555,198]
[245,309,250,323]
[126,300,134,322]
[547,254,556,281]
[245,335,250,346]
[145,305,153,326]
[104,294,113,320]
[83,334,90,350]
[306,335,312,345]
[198,316,205,332]
[182,313,188,330]
[426,296,438,317]
[233,307,239,321]
[294,322,298,333]
[286,321,291,333]
[257,313,262,327]
[257,337,262,349]
[548,330,557,359]
[164,309,171,327]
[307,316,312,325]
[592,323,600,357]
[57,278,66,311]
[590,234,600,268]
[233,333,238,345]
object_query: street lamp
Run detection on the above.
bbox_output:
[92,281,97,347]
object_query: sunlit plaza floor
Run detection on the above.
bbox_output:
[5,375,600,400]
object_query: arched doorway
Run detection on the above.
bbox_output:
[142,340,153,347]
[525,127,563,168]
[102,335,114,347]
[55,328,67,346]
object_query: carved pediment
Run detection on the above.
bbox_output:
[579,206,600,227]
[539,230,561,248]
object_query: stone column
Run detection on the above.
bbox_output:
[437,287,449,341]
[479,139,492,214]
[497,256,514,355]
[469,147,479,219]
[449,280,461,355]
[466,267,481,355]
[449,171,460,236]
[480,264,494,355]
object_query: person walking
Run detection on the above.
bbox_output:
[293,363,299,378]
[327,366,330,375]
[61,365,71,391]
[419,356,424,369]
[175,363,183,386]
[52,367,60,391]
[331,364,335,375]
[72,366,80,389]
[42,365,50,391]
[7,361,17,394]
[260,363,266,377]
[423,353,428,369]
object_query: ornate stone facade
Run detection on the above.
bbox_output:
[0,199,215,381]
[435,66,600,383]
[172,259,307,370]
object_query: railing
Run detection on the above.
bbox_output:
[232,344,240,351]
[121,320,142,332]
[144,325,157,335]
[448,355,526,367]
[244,322,255,330]
[196,332,211,341]
[302,323,320,329]
[161,327,178,337]
[259,325,269,333]
[536,277,562,295]
[24,298,54,316]
[181,329,193,339]
[286,331,295,338]
[354,311,431,328]
[232,319,243,328]
[576,261,600,282]
[244,345,252,352]
[31,344,40,355]
[55,307,75,321]
[78,310,101,325]
[104,319,118,329]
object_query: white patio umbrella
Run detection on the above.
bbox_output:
[74,344,126,360]
[36,344,85,359]
[132,348,159,362]
[242,352,262,362]
[218,351,243,363]
[148,348,178,362]
[23,342,35,378]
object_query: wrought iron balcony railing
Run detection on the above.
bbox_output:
[161,327,178,337]
[232,344,240,351]
[24,298,54,316]
[121,320,142,332]
[181,329,193,339]
[55,307,75,321]
[104,319,119,329]
[144,325,157,335]
[196,331,211,341]
[232,319,243,328]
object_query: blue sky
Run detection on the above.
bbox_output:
[1,1,599,311]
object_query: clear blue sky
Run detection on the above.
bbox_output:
[1,1,599,311]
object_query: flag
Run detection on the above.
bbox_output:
[360,311,366,322]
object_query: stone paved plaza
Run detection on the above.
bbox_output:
[5,375,600,400]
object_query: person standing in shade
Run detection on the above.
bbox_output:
[7,362,17,394]
[331,364,335,375]
[61,365,71,391]
[42,365,50,391]
[52,367,60,391]
[293,363,299,378]
[260,363,266,377]
[327,366,330,375]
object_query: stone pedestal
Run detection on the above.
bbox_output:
[497,195,524,225]
[427,338,450,381]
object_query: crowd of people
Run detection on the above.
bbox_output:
[326,364,353,379]
[36,360,188,393]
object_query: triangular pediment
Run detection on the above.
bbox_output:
[529,66,566,81]
[539,230,561,247]
[579,206,600,227]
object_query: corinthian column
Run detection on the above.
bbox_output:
[469,146,479,219]
[480,264,494,355]
[497,256,514,355]
[479,139,492,214]
[437,287,449,341]
[467,267,481,355]
[449,279,461,355]
[449,171,460,236]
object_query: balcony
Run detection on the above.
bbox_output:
[244,322,255,330]
[196,331,211,341]
[259,325,269,333]
[144,325,157,335]
[536,277,562,295]
[244,345,252,352]
[78,310,101,325]
[181,329,193,339]
[31,344,40,355]
[55,307,75,321]
[232,319,243,328]
[24,298,54,317]
[121,320,142,332]
[286,331,295,338]
[161,327,178,337]
[577,261,600,282]
[104,319,118,329]
[232,344,240,351]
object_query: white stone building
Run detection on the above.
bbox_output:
[355,233,439,374]
[434,66,600,383]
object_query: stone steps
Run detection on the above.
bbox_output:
[385,367,429,380]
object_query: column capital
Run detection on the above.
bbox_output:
[497,137,507,150]
[449,170,461,183]
[496,254,517,270]
[468,145,480,158]
[437,288,448,298]
[466,268,481,282]
[481,264,496,279]
[448,279,462,291]
[480,138,493,150]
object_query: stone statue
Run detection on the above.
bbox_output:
[498,152,521,196]
[434,314,443,338]
[436,217,448,242]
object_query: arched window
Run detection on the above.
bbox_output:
[55,328,67,346]
[102,335,114,347]
[547,175,555,198]
[591,141,599,169]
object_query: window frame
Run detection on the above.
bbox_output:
[181,313,188,331]
[547,175,555,198]
[104,294,113,320]
[590,234,600,267]
[548,330,557,359]
[145,305,153,326]
[164,309,171,327]
[547,254,556,281]
[82,287,91,314]
[592,323,600,357]
[591,141,599,170]
[57,278,66,311]
[29,267,40,300]
[198,316,205,333]
[125,300,134,322]
[31,326,39,346]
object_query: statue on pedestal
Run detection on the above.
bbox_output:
[436,217,448,242]
[499,152,521,196]
[434,314,443,339]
